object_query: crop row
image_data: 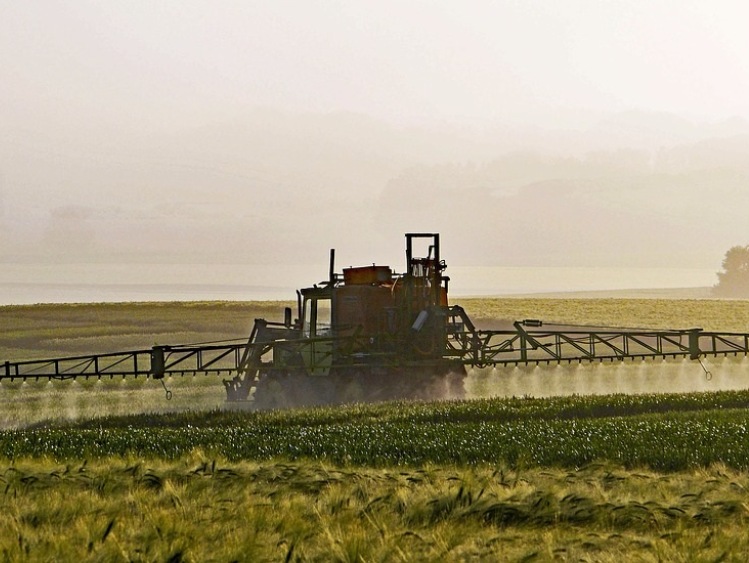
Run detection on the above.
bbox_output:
[3,407,749,471]
[66,388,749,430]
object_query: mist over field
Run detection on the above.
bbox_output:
[2,1,749,284]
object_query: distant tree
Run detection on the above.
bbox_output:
[714,245,749,297]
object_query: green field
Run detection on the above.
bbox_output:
[2,299,749,561]
[5,298,749,361]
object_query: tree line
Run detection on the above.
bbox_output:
[714,245,749,297]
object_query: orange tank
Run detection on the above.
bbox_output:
[343,265,393,285]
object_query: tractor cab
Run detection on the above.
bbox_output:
[294,233,451,376]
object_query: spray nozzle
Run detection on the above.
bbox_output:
[698,358,713,381]
[159,378,173,400]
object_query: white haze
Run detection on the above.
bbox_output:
[2,1,749,297]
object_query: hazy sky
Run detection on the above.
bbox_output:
[3,1,749,295]
[4,0,749,130]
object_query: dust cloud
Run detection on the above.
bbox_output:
[464,357,749,400]
[0,377,226,430]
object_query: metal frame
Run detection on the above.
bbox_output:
[4,320,749,384]
[2,344,246,382]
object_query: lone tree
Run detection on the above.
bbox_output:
[714,245,749,297]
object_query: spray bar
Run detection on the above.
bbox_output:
[3,325,749,384]
[446,324,749,367]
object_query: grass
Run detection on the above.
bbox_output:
[0,301,293,359]
[2,457,749,561]
[458,297,749,332]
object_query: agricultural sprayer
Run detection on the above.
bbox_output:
[4,233,749,408]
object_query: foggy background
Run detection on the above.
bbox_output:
[2,1,749,298]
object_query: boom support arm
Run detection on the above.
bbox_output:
[443,311,749,366]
